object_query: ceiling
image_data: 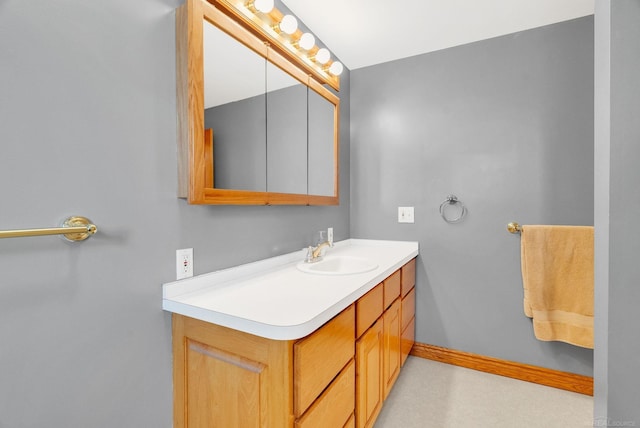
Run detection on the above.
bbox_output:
[281,0,594,71]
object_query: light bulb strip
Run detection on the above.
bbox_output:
[298,32,315,51]
[216,0,340,89]
[265,7,342,76]
[245,0,272,14]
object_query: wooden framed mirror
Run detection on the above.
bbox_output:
[176,0,340,205]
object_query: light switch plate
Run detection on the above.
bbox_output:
[398,207,415,223]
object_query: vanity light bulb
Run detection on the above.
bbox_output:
[253,0,274,13]
[299,32,315,50]
[279,15,298,35]
[329,61,344,76]
[315,48,330,65]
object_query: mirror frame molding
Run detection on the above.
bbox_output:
[176,0,340,205]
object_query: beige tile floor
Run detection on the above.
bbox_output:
[374,356,593,428]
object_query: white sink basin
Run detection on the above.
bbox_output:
[296,255,378,276]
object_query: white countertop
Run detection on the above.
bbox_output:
[162,239,419,340]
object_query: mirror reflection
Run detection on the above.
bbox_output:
[266,61,307,195]
[308,89,336,196]
[203,21,266,191]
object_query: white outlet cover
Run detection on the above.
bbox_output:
[176,248,193,280]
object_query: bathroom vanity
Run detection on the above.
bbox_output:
[163,239,418,427]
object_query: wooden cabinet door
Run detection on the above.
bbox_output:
[172,314,293,428]
[185,340,264,428]
[356,318,383,428]
[383,298,402,399]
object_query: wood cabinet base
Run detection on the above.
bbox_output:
[172,314,294,427]
[171,258,417,428]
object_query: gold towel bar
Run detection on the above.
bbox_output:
[0,216,97,242]
[507,222,522,234]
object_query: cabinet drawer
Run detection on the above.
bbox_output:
[295,359,355,428]
[401,317,415,367]
[401,258,416,297]
[356,283,383,338]
[383,270,401,309]
[401,287,416,331]
[295,305,355,417]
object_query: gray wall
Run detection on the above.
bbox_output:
[351,17,594,375]
[594,0,640,425]
[0,1,350,427]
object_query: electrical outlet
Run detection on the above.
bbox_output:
[176,248,193,280]
[327,227,333,244]
[398,207,415,223]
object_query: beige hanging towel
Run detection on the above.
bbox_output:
[521,225,594,349]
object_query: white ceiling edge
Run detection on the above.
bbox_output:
[281,0,595,70]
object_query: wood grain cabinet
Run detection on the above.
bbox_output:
[355,258,416,428]
[356,318,383,428]
[295,360,355,428]
[382,299,402,399]
[172,305,355,428]
[400,258,416,366]
[172,314,293,427]
[172,258,417,428]
[294,306,355,418]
